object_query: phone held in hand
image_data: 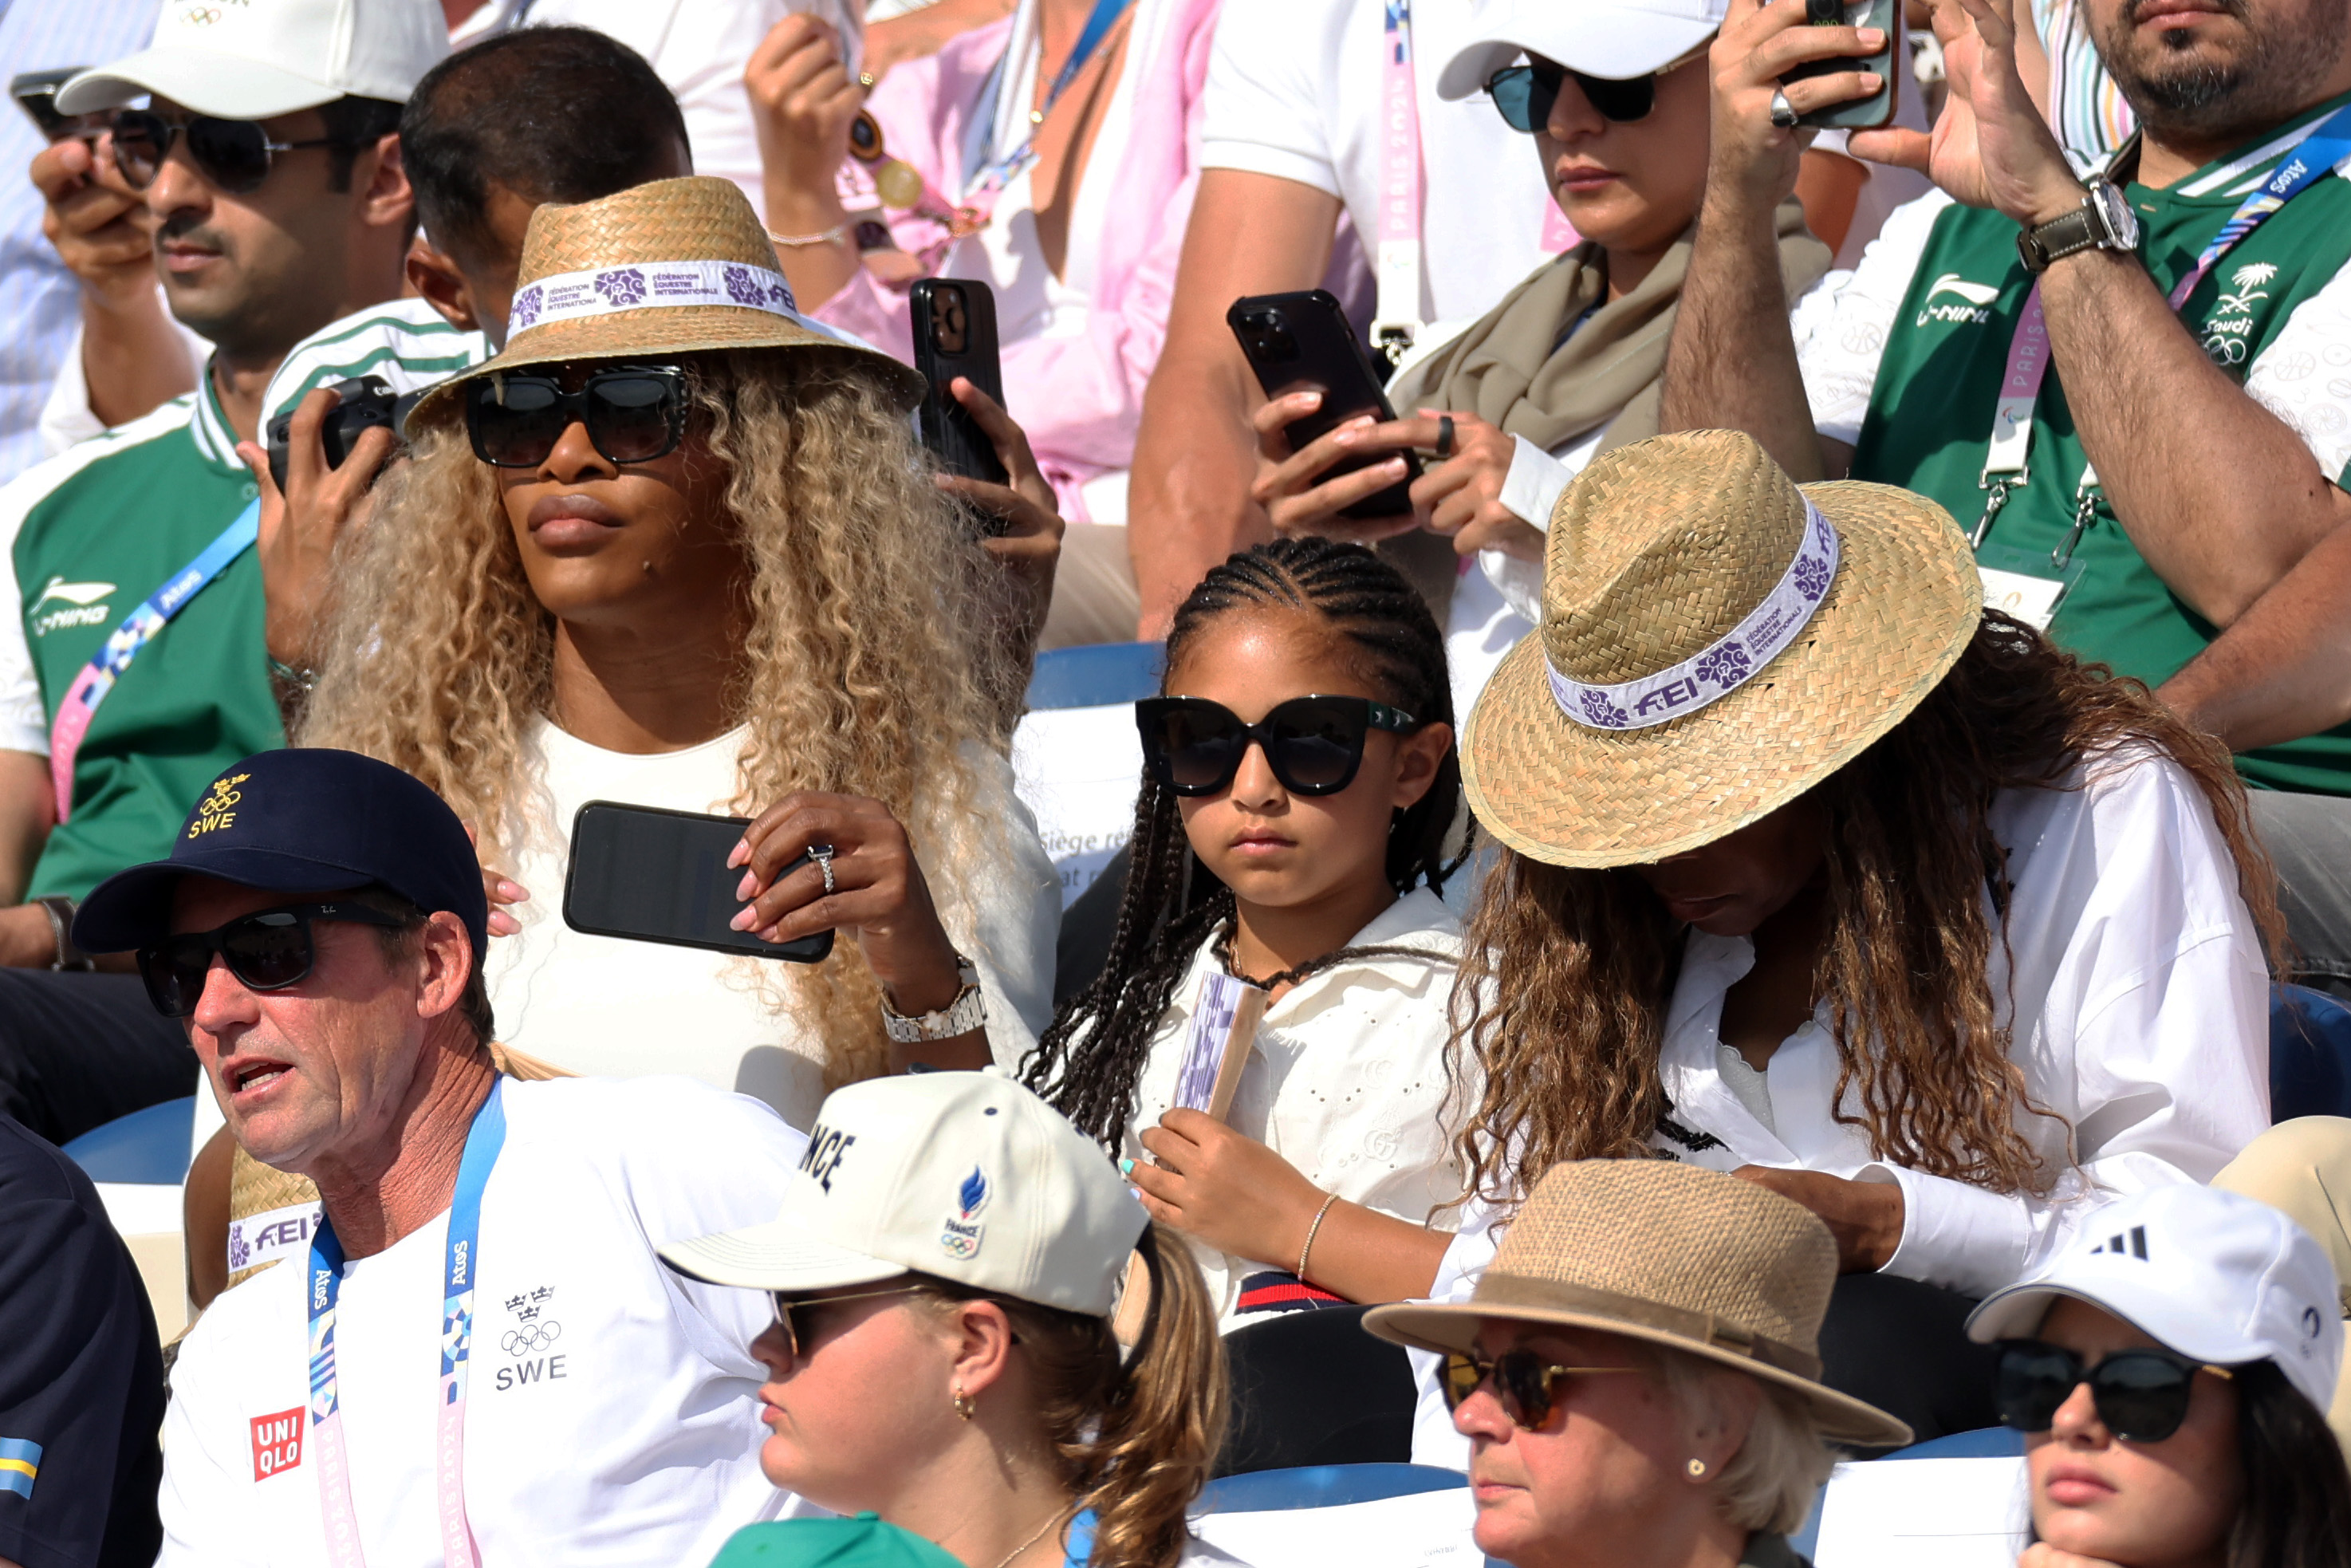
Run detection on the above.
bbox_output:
[263,376,409,494]
[1227,289,1420,521]
[909,278,1013,498]
[10,69,104,142]
[1785,0,1900,130]
[563,801,834,963]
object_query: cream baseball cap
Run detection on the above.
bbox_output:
[660,1070,1148,1318]
[1967,1184,2346,1414]
[1436,0,1727,93]
[57,0,449,120]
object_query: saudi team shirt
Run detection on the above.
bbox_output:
[159,1076,814,1566]
[1798,91,2351,794]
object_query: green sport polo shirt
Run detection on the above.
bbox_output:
[1849,91,2351,795]
[0,379,282,900]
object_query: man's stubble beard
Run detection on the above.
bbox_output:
[2097,0,2351,144]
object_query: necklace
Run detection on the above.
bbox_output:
[986,1507,1069,1568]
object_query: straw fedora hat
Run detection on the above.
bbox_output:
[408,175,926,429]
[1365,1160,1913,1447]
[1463,429,1980,868]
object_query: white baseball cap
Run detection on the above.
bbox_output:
[1436,0,1727,96]
[1967,1184,2345,1413]
[57,0,448,120]
[660,1070,1148,1318]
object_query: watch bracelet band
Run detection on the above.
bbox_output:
[881,955,986,1042]
[2017,183,2125,273]
[35,895,93,972]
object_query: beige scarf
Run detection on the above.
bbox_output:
[1388,197,1830,459]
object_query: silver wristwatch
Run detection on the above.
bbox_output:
[881,955,987,1042]
[2016,176,2140,274]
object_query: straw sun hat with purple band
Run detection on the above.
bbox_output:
[1462,429,1982,868]
[406,175,927,430]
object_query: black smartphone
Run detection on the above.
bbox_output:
[562,801,834,963]
[10,69,103,142]
[265,376,405,494]
[909,278,1010,492]
[1227,290,1420,521]
[1787,0,1899,130]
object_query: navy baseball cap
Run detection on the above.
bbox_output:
[73,749,488,958]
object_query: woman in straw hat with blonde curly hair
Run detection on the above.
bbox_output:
[1431,428,2285,1447]
[1368,1158,1911,1568]
[297,175,1064,1127]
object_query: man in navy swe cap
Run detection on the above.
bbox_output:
[73,749,815,1562]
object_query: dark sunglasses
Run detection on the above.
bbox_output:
[137,901,413,1018]
[108,108,342,195]
[1442,1350,1642,1431]
[1994,1338,2233,1444]
[463,365,690,469]
[1135,695,1419,798]
[1487,49,1703,131]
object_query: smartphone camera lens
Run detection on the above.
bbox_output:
[1240,311,1299,362]
[933,285,969,354]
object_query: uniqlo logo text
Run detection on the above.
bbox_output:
[250,1408,304,1480]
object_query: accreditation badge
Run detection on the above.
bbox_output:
[1975,542,2085,632]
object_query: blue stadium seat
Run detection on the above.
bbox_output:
[61,1095,196,1186]
[1196,1464,1467,1515]
[1023,641,1164,711]
[2272,983,2351,1121]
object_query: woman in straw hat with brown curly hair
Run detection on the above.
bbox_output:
[1431,428,2282,1446]
[1368,1159,1911,1568]
[297,175,1064,1128]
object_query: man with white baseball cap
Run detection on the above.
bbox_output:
[1964,1183,2351,1566]
[662,1070,1241,1568]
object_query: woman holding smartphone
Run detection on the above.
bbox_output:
[299,176,1063,1127]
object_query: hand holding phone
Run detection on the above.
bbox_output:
[10,69,104,142]
[1229,290,1421,522]
[1783,0,1899,129]
[911,278,1011,490]
[565,802,834,962]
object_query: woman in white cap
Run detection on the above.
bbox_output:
[1244,0,1852,706]
[1437,428,2281,1443]
[1365,1158,1912,1568]
[1966,1181,2351,1568]
[300,175,1063,1129]
[660,1070,1238,1568]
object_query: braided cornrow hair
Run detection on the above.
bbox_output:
[1024,538,1465,1146]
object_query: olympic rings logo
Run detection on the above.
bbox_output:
[500,1320,563,1356]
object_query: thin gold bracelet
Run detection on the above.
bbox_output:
[1297,1192,1339,1282]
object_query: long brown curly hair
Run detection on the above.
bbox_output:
[1451,613,2283,1208]
[301,348,1030,1085]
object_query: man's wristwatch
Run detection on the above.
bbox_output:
[2016,177,2141,273]
[35,896,93,972]
[881,955,987,1043]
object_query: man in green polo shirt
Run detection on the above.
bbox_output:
[1660,0,2351,992]
[0,0,439,1144]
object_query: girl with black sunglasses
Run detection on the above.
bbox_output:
[1022,538,1474,1329]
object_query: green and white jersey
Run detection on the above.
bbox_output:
[258,296,487,427]
[0,378,281,900]
[1795,92,2351,794]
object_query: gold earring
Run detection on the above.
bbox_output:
[1686,1458,1707,1479]
[952,1386,975,1420]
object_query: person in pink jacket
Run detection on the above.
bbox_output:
[749,0,1220,646]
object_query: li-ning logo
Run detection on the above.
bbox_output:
[798,1123,855,1192]
[941,1166,990,1260]
[1916,273,2000,326]
[27,577,112,637]
[186,772,249,839]
[2090,1225,2151,1261]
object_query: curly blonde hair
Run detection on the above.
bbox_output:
[301,348,1030,1085]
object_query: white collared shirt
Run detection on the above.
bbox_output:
[1120,887,1471,1330]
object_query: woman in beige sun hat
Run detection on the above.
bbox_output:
[1428,429,2283,1450]
[1368,1159,1908,1568]
[297,175,1067,1129]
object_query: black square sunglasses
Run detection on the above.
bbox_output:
[1993,1338,2233,1444]
[108,108,345,195]
[463,365,691,469]
[1487,46,1707,132]
[1134,694,1419,798]
[137,902,412,1019]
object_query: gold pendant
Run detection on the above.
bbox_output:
[875,158,924,210]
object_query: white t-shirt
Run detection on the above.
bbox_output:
[160,1076,816,1564]
[1120,888,1470,1330]
[484,719,1062,1129]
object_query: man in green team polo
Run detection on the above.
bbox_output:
[1660,0,2351,994]
[0,0,442,1144]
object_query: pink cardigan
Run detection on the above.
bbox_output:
[810,0,1220,518]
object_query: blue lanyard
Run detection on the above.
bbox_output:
[2164,100,2351,308]
[970,0,1136,191]
[306,1079,506,1567]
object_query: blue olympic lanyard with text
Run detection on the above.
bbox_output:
[966,0,1137,196]
[1978,103,2351,599]
[306,1080,506,1568]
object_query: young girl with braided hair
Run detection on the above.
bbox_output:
[1024,538,1473,1328]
